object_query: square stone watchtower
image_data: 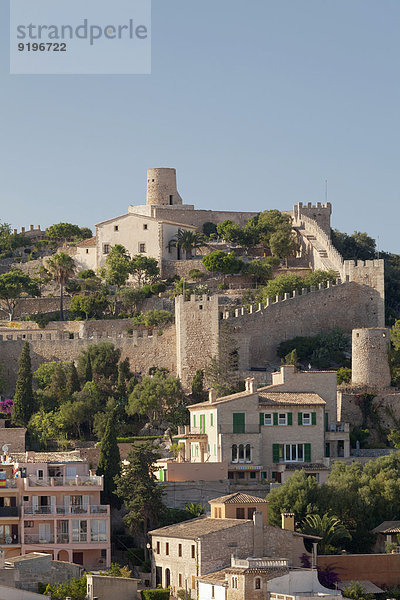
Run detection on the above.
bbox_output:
[175,294,219,389]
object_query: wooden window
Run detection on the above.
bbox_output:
[191,545,195,559]
[156,541,160,553]
[255,578,261,589]
[236,507,245,519]
[211,585,215,598]
[178,543,182,557]
[233,413,245,433]
[166,542,169,555]
[179,574,182,587]
[103,244,110,255]
[139,243,146,253]
[191,576,196,589]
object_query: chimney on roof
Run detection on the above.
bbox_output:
[29,225,34,231]
[21,227,25,234]
[281,512,295,531]
[253,510,264,558]
[245,378,256,394]
[209,388,216,403]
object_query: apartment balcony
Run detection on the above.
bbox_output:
[24,475,103,490]
[0,536,20,546]
[23,504,109,517]
[0,506,19,518]
[24,534,55,544]
[0,480,17,489]
[325,423,350,442]
[24,533,108,545]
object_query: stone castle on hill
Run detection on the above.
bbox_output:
[0,168,385,391]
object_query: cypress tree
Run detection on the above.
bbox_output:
[13,342,35,426]
[66,362,80,396]
[50,363,67,400]
[85,354,93,383]
[96,415,121,507]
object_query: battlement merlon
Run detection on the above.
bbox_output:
[292,202,332,235]
[343,258,385,301]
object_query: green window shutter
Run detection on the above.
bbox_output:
[259,413,264,426]
[193,415,196,428]
[325,443,330,458]
[288,412,292,426]
[200,414,205,433]
[325,412,329,432]
[159,469,163,482]
[298,412,303,426]
[210,413,214,427]
[273,413,278,426]
[312,412,317,425]
[273,444,280,463]
[305,443,311,462]
[233,413,245,434]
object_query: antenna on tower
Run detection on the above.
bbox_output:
[325,179,328,204]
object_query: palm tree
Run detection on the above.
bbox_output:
[46,252,76,321]
[301,513,352,554]
[185,502,206,517]
[169,229,205,259]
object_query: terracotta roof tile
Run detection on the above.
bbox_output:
[258,391,325,406]
[209,493,267,505]
[149,516,251,539]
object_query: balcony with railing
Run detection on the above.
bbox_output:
[23,504,109,517]
[24,532,108,545]
[0,506,19,517]
[0,480,17,489]
[24,534,55,544]
[0,535,20,545]
[24,475,103,489]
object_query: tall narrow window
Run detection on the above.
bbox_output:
[245,444,251,462]
[232,444,238,462]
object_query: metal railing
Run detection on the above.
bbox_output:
[23,504,109,516]
[26,475,103,488]
[0,536,20,545]
[0,506,19,517]
[24,534,55,544]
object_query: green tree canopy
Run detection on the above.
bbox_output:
[0,269,40,321]
[46,252,76,321]
[46,223,92,242]
[300,513,351,554]
[127,370,185,425]
[244,259,273,284]
[77,342,121,385]
[202,251,243,275]
[99,244,131,289]
[70,293,109,320]
[130,255,160,287]
[12,342,36,426]
[97,414,121,507]
[114,443,165,537]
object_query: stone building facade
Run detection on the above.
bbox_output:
[150,493,316,599]
[176,366,350,482]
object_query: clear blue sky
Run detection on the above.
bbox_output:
[1,0,399,253]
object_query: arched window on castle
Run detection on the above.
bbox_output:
[231,444,252,463]
[232,445,238,462]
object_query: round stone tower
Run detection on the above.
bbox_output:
[146,168,183,206]
[352,328,391,389]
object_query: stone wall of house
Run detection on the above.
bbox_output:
[338,388,400,430]
[161,259,207,280]
[0,554,83,593]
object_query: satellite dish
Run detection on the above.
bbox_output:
[2,445,8,453]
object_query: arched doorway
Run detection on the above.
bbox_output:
[58,550,69,562]
[165,568,171,588]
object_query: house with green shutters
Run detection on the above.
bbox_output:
[179,365,350,483]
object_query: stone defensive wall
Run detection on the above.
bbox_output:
[148,205,258,228]
[223,279,383,368]
[0,320,176,392]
